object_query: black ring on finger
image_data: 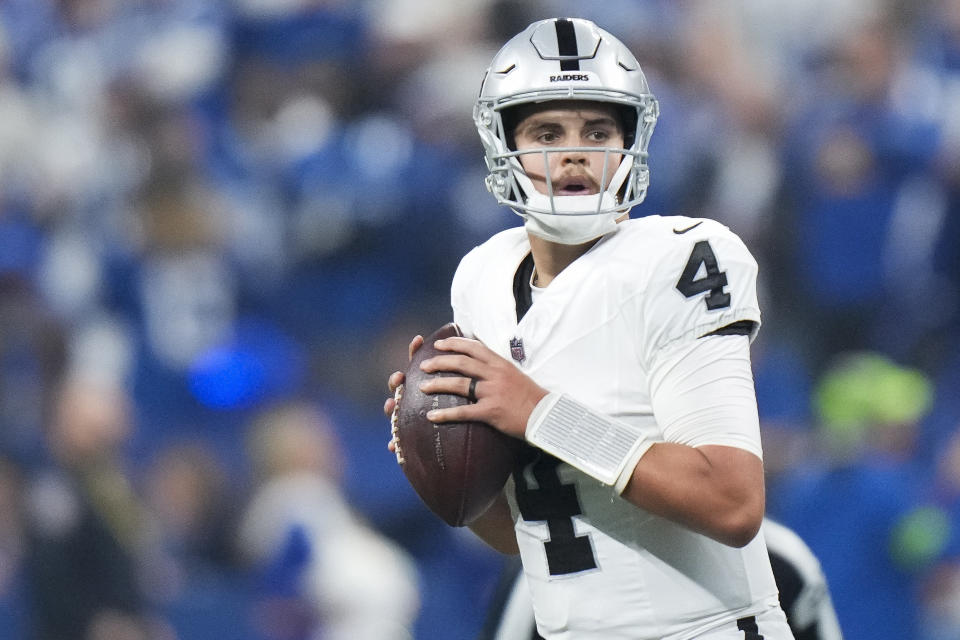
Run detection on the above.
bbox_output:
[467,377,479,403]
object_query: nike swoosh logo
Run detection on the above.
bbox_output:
[673,221,703,234]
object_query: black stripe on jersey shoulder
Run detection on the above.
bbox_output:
[555,18,580,71]
[514,252,534,322]
[702,320,756,338]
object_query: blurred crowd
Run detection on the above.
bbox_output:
[0,0,959,638]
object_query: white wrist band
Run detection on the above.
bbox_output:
[525,392,654,493]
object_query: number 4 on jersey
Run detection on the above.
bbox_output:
[676,240,731,310]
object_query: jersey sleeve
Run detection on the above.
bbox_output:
[636,221,764,453]
[450,245,482,338]
[647,334,763,455]
[638,221,761,366]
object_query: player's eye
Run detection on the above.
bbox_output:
[586,129,611,143]
[536,131,560,144]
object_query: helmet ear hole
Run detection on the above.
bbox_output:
[500,107,520,151]
[618,105,637,148]
[616,176,630,204]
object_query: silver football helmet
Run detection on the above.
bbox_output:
[474,18,659,244]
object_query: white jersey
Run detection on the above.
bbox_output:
[451,216,783,639]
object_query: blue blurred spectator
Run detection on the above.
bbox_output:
[919,422,960,639]
[0,279,67,465]
[235,400,420,640]
[770,351,936,640]
[141,439,254,640]
[22,374,166,640]
[0,456,27,640]
[777,8,945,372]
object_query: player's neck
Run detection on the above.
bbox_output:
[528,234,600,288]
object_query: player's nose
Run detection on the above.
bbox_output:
[560,147,588,165]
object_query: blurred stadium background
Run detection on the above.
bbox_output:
[0,0,959,638]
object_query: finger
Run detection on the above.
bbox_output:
[388,371,405,392]
[426,403,486,425]
[467,376,479,403]
[420,353,485,378]
[384,396,396,418]
[408,335,424,361]
[433,336,494,362]
[419,375,475,398]
[387,438,396,453]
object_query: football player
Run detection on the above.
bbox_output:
[385,18,794,639]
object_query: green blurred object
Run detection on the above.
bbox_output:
[813,352,934,449]
[889,505,952,570]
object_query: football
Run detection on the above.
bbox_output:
[391,323,522,527]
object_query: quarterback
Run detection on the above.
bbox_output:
[385,18,795,639]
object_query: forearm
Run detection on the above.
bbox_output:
[619,443,765,547]
[467,491,520,555]
[624,334,765,547]
[525,394,764,546]
[524,334,766,547]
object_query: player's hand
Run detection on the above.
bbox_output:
[418,336,549,439]
[385,335,424,452]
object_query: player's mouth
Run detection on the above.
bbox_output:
[553,175,599,195]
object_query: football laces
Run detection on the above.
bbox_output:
[390,383,406,465]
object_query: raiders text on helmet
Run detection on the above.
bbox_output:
[474,18,659,245]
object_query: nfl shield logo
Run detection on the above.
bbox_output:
[510,337,526,364]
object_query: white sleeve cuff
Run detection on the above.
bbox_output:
[525,392,654,492]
